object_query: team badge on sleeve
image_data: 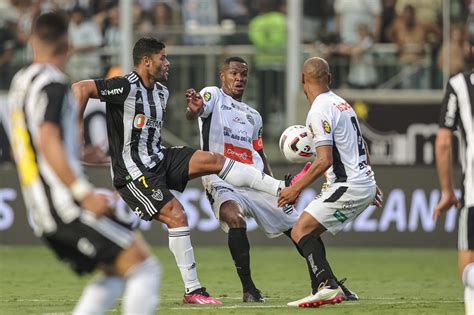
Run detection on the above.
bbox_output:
[322,120,331,134]
[204,91,212,102]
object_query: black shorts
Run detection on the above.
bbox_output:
[42,212,134,275]
[458,206,474,250]
[117,146,196,221]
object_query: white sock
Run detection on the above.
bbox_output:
[463,263,474,315]
[73,276,124,315]
[168,226,202,293]
[122,257,161,315]
[218,158,284,196]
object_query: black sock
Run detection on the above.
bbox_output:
[297,234,337,292]
[228,228,255,292]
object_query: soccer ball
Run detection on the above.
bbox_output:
[279,125,315,163]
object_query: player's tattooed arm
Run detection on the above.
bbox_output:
[185,88,204,120]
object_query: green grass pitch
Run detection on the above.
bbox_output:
[0,246,463,314]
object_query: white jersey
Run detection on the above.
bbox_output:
[197,86,264,186]
[306,91,376,186]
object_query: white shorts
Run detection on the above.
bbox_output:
[205,182,298,238]
[305,183,376,235]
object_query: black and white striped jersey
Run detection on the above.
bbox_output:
[94,71,169,187]
[8,63,83,236]
[439,71,474,208]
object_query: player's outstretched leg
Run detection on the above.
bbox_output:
[188,152,310,199]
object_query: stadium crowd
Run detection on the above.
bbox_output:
[0,0,472,90]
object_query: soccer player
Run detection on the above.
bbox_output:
[8,12,160,314]
[434,70,474,315]
[72,37,299,304]
[185,56,360,303]
[278,57,382,307]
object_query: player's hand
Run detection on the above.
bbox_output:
[81,192,111,217]
[372,185,383,207]
[433,191,461,219]
[278,186,299,207]
[185,88,204,113]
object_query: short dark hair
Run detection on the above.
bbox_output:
[223,56,247,66]
[32,12,68,44]
[133,38,166,65]
[221,56,248,71]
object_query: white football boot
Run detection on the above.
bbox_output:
[287,281,345,308]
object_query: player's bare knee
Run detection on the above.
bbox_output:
[222,215,246,229]
[220,202,245,228]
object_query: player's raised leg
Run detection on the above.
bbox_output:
[188,150,308,197]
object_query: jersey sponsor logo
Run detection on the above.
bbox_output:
[335,102,352,112]
[134,114,146,128]
[322,120,331,134]
[100,87,124,96]
[134,207,144,218]
[444,93,457,127]
[246,114,255,125]
[221,104,232,110]
[233,116,246,125]
[333,209,348,223]
[203,91,212,102]
[224,143,253,164]
[133,114,162,129]
[223,126,252,143]
[77,237,97,257]
[253,127,263,150]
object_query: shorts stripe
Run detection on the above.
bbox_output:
[80,212,133,249]
[459,207,474,250]
[127,182,157,217]
[323,186,348,203]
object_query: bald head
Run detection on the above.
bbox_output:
[302,57,330,84]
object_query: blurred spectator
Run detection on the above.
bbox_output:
[437,24,471,76]
[103,3,120,66]
[136,2,181,44]
[394,0,442,46]
[387,5,429,89]
[153,2,181,44]
[104,4,120,46]
[0,19,16,89]
[334,0,382,44]
[395,0,442,27]
[337,23,378,89]
[67,6,103,81]
[380,0,397,43]
[302,0,335,43]
[182,0,220,45]
[219,0,249,25]
[248,0,286,127]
